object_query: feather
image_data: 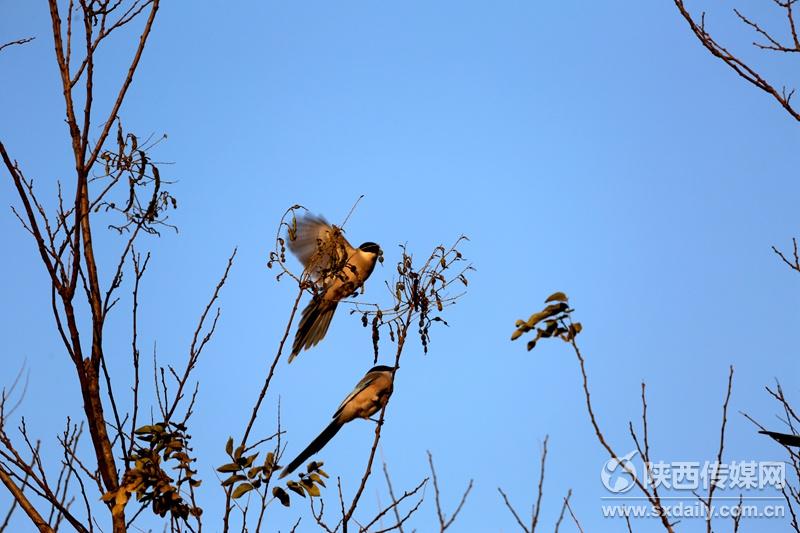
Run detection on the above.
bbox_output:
[287,215,354,281]
[279,420,342,478]
[289,299,338,362]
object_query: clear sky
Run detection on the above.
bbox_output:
[2,1,800,532]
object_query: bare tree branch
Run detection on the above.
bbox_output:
[498,436,550,533]
[427,451,472,532]
[0,37,35,54]
[360,477,427,533]
[553,489,572,533]
[0,466,52,533]
[696,366,734,533]
[381,461,405,533]
[498,487,529,533]
[673,0,800,121]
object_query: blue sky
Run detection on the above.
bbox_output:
[2,1,800,531]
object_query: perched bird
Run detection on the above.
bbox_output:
[759,429,800,447]
[279,365,395,478]
[287,214,382,362]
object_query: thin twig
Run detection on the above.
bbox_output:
[381,460,405,533]
[359,477,427,532]
[553,489,572,533]
[498,487,529,533]
[427,451,472,532]
[564,496,584,533]
[0,37,35,53]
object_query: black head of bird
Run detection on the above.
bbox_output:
[366,364,393,373]
[358,241,383,262]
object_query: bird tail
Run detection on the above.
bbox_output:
[279,419,342,478]
[289,298,338,363]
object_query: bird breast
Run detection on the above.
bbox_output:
[339,374,393,422]
[323,249,376,301]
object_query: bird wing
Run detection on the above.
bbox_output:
[332,373,377,420]
[287,214,354,281]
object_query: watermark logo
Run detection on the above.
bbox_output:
[600,452,786,493]
[600,450,638,493]
[645,460,786,490]
[600,452,786,521]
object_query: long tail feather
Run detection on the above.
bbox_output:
[289,299,338,362]
[279,419,342,478]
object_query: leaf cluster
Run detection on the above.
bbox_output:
[103,421,201,521]
[273,461,329,507]
[95,121,177,235]
[510,292,582,350]
[354,237,471,359]
[217,436,280,501]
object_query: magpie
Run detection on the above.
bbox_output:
[279,365,395,478]
[287,214,382,362]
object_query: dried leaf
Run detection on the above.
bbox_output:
[273,486,290,507]
[216,463,240,473]
[221,474,245,487]
[545,291,569,303]
[232,482,254,499]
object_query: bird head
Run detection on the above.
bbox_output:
[359,241,383,264]
[368,364,395,374]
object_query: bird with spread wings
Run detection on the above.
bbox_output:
[287,214,382,362]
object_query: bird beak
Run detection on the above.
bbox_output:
[378,250,384,265]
